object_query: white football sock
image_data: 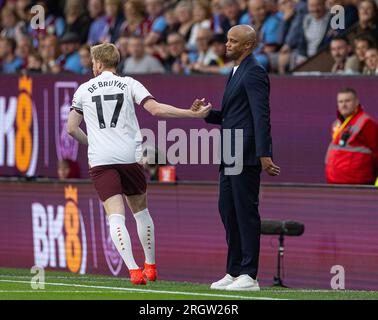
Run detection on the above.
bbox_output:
[134,208,155,264]
[107,214,139,270]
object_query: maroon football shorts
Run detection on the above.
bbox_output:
[89,163,147,202]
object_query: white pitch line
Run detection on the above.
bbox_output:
[0,275,115,280]
[0,279,287,300]
[0,290,133,293]
[263,289,377,293]
[1,277,374,294]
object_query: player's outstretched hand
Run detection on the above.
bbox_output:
[192,101,212,118]
[191,98,206,111]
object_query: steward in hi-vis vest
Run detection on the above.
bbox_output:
[325,105,378,184]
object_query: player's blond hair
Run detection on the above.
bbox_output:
[90,43,120,69]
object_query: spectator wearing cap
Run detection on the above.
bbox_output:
[56,32,83,74]
[363,47,378,75]
[165,32,190,74]
[345,33,376,73]
[329,36,351,73]
[122,34,165,74]
[220,0,243,33]
[87,0,108,45]
[0,37,24,73]
[144,0,167,46]
[64,0,91,44]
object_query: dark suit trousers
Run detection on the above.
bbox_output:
[218,165,262,279]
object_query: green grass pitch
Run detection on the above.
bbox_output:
[0,268,377,300]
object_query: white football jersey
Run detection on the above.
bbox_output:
[71,71,153,167]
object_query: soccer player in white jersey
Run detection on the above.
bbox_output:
[67,43,211,285]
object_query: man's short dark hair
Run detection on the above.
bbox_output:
[354,33,376,48]
[338,88,358,97]
[331,35,349,46]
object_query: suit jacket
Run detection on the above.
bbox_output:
[205,54,272,166]
[297,13,333,58]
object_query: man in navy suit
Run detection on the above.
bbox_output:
[193,25,280,291]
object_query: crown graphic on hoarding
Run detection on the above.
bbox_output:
[64,185,78,202]
[19,76,32,94]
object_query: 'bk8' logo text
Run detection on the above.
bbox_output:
[0,76,38,176]
[31,185,87,274]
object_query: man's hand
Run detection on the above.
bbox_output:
[260,157,280,176]
[190,98,212,118]
[192,101,212,118]
[191,98,206,111]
